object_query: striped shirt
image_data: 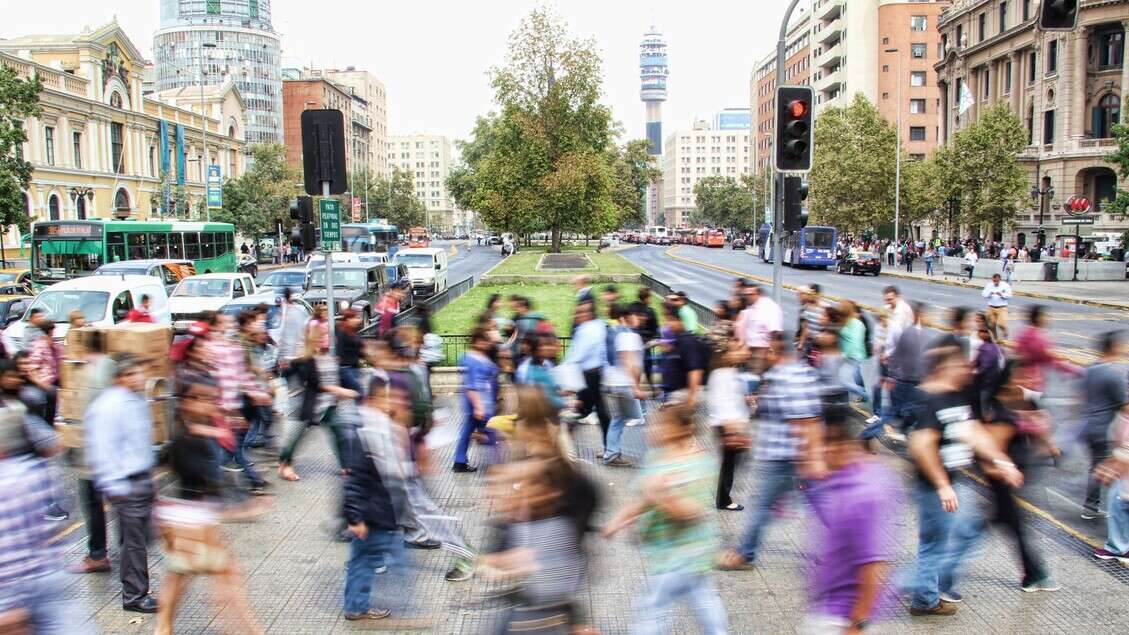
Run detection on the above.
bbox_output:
[0,456,60,611]
[753,361,822,462]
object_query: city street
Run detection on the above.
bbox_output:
[437,240,506,283]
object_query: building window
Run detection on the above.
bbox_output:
[956,24,964,48]
[1005,61,1013,93]
[1094,93,1122,139]
[110,122,125,174]
[910,16,927,32]
[909,153,926,161]
[1046,40,1057,74]
[76,195,86,220]
[983,70,991,98]
[1043,109,1055,144]
[1028,51,1037,83]
[911,43,927,59]
[43,126,54,166]
[999,2,1008,33]
[910,71,927,87]
[909,126,927,141]
[978,13,986,41]
[1023,0,1032,21]
[248,0,259,18]
[1026,105,1035,144]
[910,99,927,114]
[206,0,220,14]
[1097,30,1125,70]
[72,131,82,169]
[148,146,155,176]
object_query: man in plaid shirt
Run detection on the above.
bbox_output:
[206,313,270,490]
[0,427,86,631]
[719,332,826,570]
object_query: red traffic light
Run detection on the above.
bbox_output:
[788,100,809,119]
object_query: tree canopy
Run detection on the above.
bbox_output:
[215,143,299,238]
[355,166,427,230]
[446,8,652,251]
[0,63,42,232]
[1105,96,1129,220]
[693,175,759,230]
[944,104,1028,233]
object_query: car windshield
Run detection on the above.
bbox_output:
[0,273,19,283]
[95,266,147,276]
[262,271,305,287]
[27,290,109,323]
[856,252,875,258]
[309,269,367,288]
[395,254,435,267]
[173,278,231,298]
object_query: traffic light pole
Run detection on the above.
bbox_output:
[771,0,803,305]
[323,180,336,355]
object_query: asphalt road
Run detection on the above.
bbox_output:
[437,239,504,283]
[621,242,1128,548]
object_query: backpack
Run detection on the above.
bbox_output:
[859,313,874,359]
[696,334,714,381]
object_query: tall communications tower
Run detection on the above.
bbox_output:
[639,25,668,227]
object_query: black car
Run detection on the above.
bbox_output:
[303,263,388,328]
[731,238,746,250]
[837,251,882,276]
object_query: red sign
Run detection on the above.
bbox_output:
[351,197,361,221]
[1065,195,1092,215]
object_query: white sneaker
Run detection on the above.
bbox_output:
[865,415,880,425]
[625,418,644,427]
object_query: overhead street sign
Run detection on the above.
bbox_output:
[319,198,341,249]
[1061,216,1095,225]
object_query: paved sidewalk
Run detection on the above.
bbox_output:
[55,399,1129,634]
[880,266,1129,310]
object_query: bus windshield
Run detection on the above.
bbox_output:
[806,229,835,249]
[32,240,103,281]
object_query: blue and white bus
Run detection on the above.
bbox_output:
[783,225,838,268]
[341,222,400,257]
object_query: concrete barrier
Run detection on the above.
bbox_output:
[940,256,1125,281]
[1055,260,1127,281]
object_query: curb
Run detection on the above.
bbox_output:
[879,268,1129,311]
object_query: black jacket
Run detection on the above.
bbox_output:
[341,427,397,531]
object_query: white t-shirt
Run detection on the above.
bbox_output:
[707,367,750,427]
[603,329,644,388]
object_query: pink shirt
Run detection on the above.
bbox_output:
[1014,325,1080,391]
[741,297,783,348]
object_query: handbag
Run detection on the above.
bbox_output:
[154,497,230,575]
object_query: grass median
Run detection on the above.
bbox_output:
[487,245,641,276]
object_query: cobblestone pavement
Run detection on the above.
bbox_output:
[54,397,1129,634]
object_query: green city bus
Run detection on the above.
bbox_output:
[30,219,237,286]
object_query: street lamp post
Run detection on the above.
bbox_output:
[1030,179,1054,258]
[198,41,216,222]
[947,195,960,243]
[885,48,902,244]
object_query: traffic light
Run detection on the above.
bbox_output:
[783,176,809,231]
[775,86,814,172]
[290,196,313,223]
[1038,0,1078,31]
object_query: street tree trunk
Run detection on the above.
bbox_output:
[551,226,562,253]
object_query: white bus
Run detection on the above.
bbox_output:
[646,225,670,245]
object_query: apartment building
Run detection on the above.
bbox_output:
[661,120,752,229]
[281,78,353,172]
[751,12,812,180]
[387,134,459,232]
[0,21,246,238]
[934,0,1127,245]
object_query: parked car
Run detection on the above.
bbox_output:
[731,238,747,250]
[218,291,314,346]
[394,247,449,297]
[837,251,883,276]
[304,251,361,272]
[3,275,171,352]
[487,235,502,246]
[94,259,196,293]
[258,266,307,293]
[303,263,387,328]
[0,269,32,294]
[357,252,389,266]
[169,273,258,331]
[0,295,34,328]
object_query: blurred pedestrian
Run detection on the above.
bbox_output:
[453,326,499,473]
[564,300,610,451]
[604,404,728,634]
[601,304,645,467]
[1080,331,1127,520]
[1013,305,1081,395]
[659,303,706,408]
[708,339,751,511]
[126,294,155,323]
[982,274,1012,341]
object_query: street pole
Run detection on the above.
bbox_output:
[1072,222,1080,282]
[322,180,336,354]
[198,42,213,222]
[772,0,803,305]
[364,166,370,223]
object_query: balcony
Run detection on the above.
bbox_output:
[815,65,844,91]
[815,40,843,70]
[815,0,842,22]
[816,19,843,46]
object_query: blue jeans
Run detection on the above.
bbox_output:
[343,529,402,615]
[633,571,728,635]
[340,366,363,402]
[604,389,641,462]
[838,359,874,414]
[925,259,934,275]
[1106,479,1129,555]
[3,569,91,634]
[887,379,923,433]
[454,413,495,465]
[738,460,800,563]
[911,479,959,610]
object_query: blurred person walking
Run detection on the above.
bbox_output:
[604,404,728,634]
[1079,331,1127,520]
[601,304,646,467]
[85,354,160,613]
[564,301,610,451]
[453,326,499,473]
[982,274,1012,341]
[737,283,782,374]
[708,339,751,511]
[658,304,706,408]
[1012,305,1081,396]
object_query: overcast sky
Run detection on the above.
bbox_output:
[5,0,804,144]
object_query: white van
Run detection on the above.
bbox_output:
[393,247,449,297]
[304,251,361,272]
[3,275,171,352]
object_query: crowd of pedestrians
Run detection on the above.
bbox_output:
[0,266,1127,633]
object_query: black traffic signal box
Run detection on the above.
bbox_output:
[775,86,814,172]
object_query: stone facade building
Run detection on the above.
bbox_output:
[934,0,1126,248]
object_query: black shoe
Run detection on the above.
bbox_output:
[220,460,244,472]
[405,538,441,550]
[44,504,69,522]
[452,463,478,473]
[123,596,159,613]
[248,482,271,496]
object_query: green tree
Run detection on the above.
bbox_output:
[0,64,42,233]
[1105,96,1129,219]
[693,176,750,229]
[215,143,299,238]
[808,94,898,234]
[901,147,961,236]
[607,138,659,229]
[356,166,426,230]
[452,8,633,251]
[947,104,1028,233]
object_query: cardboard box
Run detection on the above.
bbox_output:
[103,323,172,358]
[64,328,89,358]
[58,388,82,422]
[59,359,85,390]
[59,423,84,450]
